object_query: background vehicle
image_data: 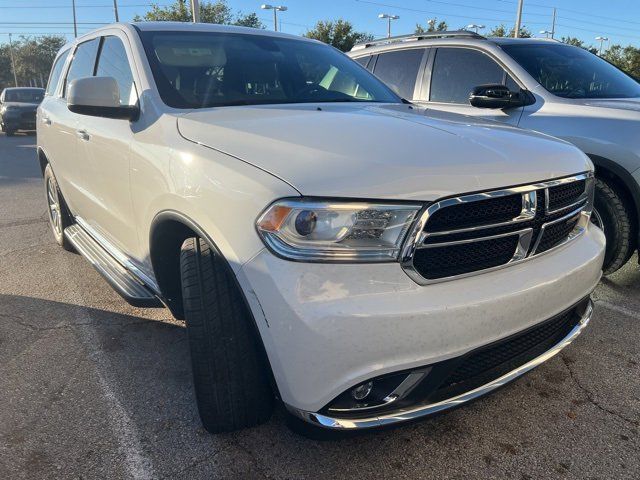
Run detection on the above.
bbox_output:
[0,87,45,136]
[349,32,640,274]
[38,23,604,435]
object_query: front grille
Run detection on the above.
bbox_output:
[427,194,522,232]
[548,180,586,212]
[535,213,581,254]
[20,111,36,121]
[413,236,519,280]
[406,174,591,282]
[428,299,586,402]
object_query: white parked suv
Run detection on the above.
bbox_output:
[38,23,605,435]
[349,32,640,274]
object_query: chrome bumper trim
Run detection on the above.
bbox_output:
[289,300,593,430]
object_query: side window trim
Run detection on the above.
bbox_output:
[424,46,525,105]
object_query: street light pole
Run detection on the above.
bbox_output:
[190,0,200,23]
[550,7,556,39]
[261,5,287,32]
[514,0,524,38]
[378,13,399,38]
[595,36,609,55]
[8,33,18,87]
[113,0,120,22]
[466,24,485,34]
[72,0,78,37]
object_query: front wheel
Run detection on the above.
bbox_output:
[592,177,636,274]
[180,237,274,433]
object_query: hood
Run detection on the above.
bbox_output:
[177,103,591,201]
[573,97,640,113]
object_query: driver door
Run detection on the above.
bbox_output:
[416,47,523,126]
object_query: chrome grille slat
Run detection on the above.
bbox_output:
[401,173,594,285]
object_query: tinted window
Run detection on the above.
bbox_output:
[502,44,640,99]
[138,31,400,109]
[430,48,506,103]
[96,36,137,106]
[46,49,70,96]
[354,56,369,68]
[64,38,100,96]
[373,49,425,99]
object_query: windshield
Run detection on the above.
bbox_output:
[137,30,400,108]
[502,44,640,99]
[4,89,44,103]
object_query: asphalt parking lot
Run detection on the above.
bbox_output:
[0,131,639,479]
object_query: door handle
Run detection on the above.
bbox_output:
[76,130,90,141]
[41,116,51,126]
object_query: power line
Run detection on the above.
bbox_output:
[354,0,547,26]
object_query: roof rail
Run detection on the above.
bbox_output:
[351,30,486,51]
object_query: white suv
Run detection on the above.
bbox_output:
[349,32,640,274]
[38,23,604,435]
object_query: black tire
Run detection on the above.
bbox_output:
[43,163,74,251]
[593,177,636,274]
[180,237,274,433]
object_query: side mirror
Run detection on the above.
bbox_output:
[469,84,535,110]
[67,76,139,120]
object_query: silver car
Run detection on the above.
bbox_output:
[349,32,640,274]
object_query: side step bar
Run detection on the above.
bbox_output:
[64,224,162,308]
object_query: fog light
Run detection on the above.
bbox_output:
[351,381,373,401]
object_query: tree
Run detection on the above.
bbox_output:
[304,19,374,52]
[134,0,264,28]
[415,18,448,34]
[0,35,66,91]
[488,24,532,38]
[561,37,599,55]
[603,45,640,79]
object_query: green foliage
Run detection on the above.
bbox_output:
[304,19,374,52]
[0,35,66,91]
[415,18,448,34]
[603,45,640,80]
[488,24,532,38]
[134,0,264,28]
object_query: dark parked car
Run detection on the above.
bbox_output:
[0,87,45,136]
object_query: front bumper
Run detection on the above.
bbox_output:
[1,113,36,131]
[237,224,605,422]
[291,299,593,429]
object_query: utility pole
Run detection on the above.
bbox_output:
[514,0,524,38]
[113,0,120,22]
[550,7,556,39]
[8,33,18,87]
[190,0,200,23]
[72,0,78,37]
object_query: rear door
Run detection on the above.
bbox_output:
[44,38,100,213]
[417,46,523,125]
[74,32,140,256]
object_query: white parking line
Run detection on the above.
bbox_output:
[59,257,156,480]
[596,299,640,320]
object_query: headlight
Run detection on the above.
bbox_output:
[256,199,423,262]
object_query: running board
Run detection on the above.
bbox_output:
[64,224,162,308]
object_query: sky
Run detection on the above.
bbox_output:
[0,0,639,49]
